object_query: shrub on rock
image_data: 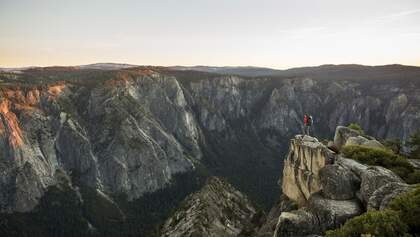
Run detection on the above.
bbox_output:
[388,186,420,234]
[408,129,420,160]
[342,145,420,184]
[347,123,364,135]
[324,210,410,237]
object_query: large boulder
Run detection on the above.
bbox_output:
[345,135,369,146]
[359,166,404,205]
[274,194,363,237]
[367,182,412,210]
[345,136,385,149]
[257,195,298,237]
[335,157,368,177]
[307,194,363,232]
[274,209,319,237]
[281,135,336,205]
[333,126,361,150]
[319,164,360,200]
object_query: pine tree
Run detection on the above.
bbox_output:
[408,129,420,159]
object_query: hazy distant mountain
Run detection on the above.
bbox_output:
[0,66,37,73]
[172,64,420,79]
[279,64,420,80]
[170,65,283,77]
[3,63,420,79]
[76,63,138,70]
[0,63,138,73]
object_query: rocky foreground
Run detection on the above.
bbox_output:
[272,127,412,237]
[162,126,417,237]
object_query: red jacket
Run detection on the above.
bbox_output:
[303,115,308,125]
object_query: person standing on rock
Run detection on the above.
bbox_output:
[303,114,309,135]
[307,115,313,136]
[303,114,313,136]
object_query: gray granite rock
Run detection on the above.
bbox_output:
[161,177,257,237]
[319,164,360,200]
[345,135,385,149]
[334,126,362,150]
[367,182,412,210]
[359,166,404,205]
[281,135,336,206]
[273,194,362,237]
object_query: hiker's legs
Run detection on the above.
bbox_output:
[306,126,311,136]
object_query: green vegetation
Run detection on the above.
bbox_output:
[406,171,420,185]
[408,129,420,159]
[342,145,420,184]
[383,138,403,155]
[325,210,410,237]
[326,186,420,237]
[388,185,420,234]
[347,123,364,134]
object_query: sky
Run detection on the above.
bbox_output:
[1,0,420,69]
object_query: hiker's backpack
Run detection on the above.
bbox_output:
[308,116,313,126]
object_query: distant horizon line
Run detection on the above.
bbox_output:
[1,62,420,71]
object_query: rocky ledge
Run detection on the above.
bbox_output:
[273,127,413,237]
[281,135,335,206]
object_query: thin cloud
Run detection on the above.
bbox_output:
[375,9,420,22]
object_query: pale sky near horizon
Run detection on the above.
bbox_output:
[1,0,420,69]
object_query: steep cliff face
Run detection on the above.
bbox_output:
[0,69,201,213]
[0,84,65,212]
[160,177,257,237]
[273,128,412,237]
